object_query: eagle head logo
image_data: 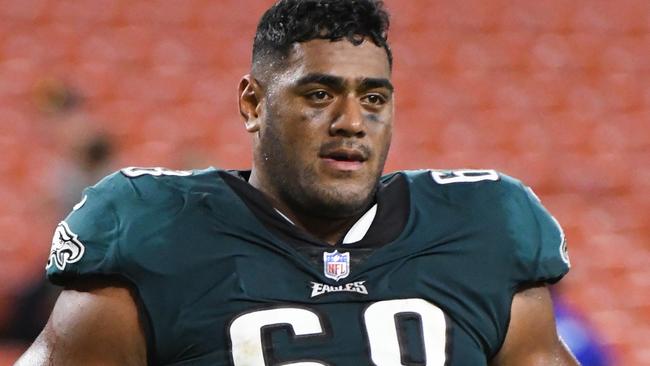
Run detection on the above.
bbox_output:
[47,221,86,271]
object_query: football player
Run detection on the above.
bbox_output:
[17,0,578,365]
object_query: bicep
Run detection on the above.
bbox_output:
[15,279,147,366]
[490,285,579,366]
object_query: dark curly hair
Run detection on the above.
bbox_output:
[252,0,391,76]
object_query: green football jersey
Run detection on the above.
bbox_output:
[46,167,569,365]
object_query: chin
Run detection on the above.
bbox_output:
[306,184,376,219]
[310,200,370,219]
[283,165,380,218]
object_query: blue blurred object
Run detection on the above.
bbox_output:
[554,293,612,366]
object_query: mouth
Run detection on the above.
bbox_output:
[319,148,368,172]
[322,149,367,162]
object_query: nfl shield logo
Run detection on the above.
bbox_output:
[323,250,350,281]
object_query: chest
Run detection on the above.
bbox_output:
[134,230,513,366]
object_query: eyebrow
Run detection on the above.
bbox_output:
[295,73,346,91]
[294,73,394,93]
[359,77,394,93]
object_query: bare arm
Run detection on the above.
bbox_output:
[491,285,579,366]
[14,278,147,366]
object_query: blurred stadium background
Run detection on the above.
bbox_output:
[0,0,648,364]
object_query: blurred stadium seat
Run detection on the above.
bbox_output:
[0,0,648,364]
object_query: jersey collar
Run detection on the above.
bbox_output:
[220,170,409,249]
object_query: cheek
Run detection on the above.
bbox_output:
[275,115,324,162]
[304,107,325,120]
[285,109,329,143]
[301,109,331,135]
[371,121,393,149]
[365,113,381,123]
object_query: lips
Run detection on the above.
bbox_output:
[319,145,370,172]
[320,149,367,162]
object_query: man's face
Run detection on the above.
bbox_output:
[251,38,393,219]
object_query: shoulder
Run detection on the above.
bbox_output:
[46,166,227,281]
[78,166,225,211]
[388,168,541,237]
[83,166,232,244]
[105,166,220,197]
[395,168,518,187]
[392,168,545,228]
[394,168,570,283]
[397,166,562,230]
[394,168,529,206]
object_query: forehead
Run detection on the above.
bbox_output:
[281,39,391,83]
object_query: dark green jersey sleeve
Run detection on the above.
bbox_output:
[505,176,570,284]
[46,167,199,285]
[409,169,570,287]
[45,167,222,364]
[46,172,127,284]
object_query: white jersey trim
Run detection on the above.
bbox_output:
[274,203,378,245]
[342,204,378,244]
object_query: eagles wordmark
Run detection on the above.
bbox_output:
[310,281,368,297]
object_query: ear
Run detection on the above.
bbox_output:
[238,75,263,133]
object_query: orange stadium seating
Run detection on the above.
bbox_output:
[0,0,648,364]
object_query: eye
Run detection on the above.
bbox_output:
[306,90,332,102]
[362,93,387,106]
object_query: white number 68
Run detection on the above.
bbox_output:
[229,298,447,365]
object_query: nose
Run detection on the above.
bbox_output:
[329,95,366,138]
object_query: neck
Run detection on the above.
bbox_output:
[248,169,367,245]
[281,208,365,245]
